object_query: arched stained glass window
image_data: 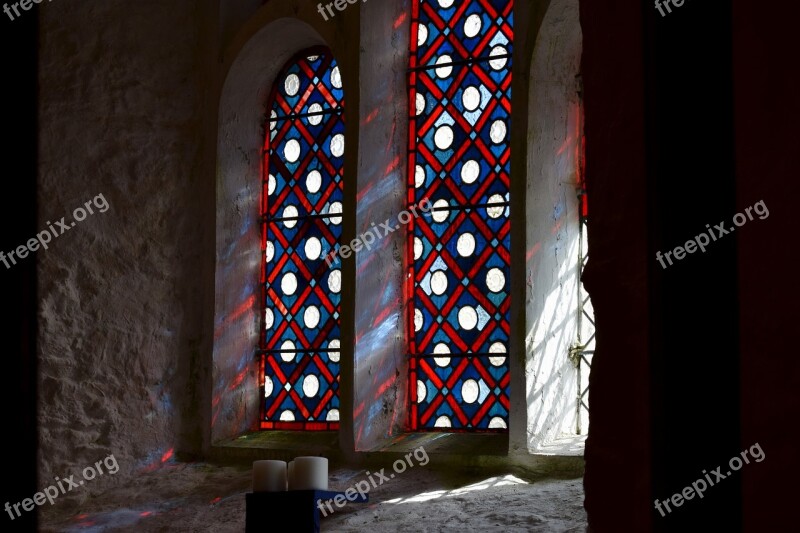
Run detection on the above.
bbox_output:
[260,47,344,430]
[407,0,512,431]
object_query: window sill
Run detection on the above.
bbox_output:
[208,431,585,479]
[209,431,341,463]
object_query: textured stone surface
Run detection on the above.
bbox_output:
[352,0,409,451]
[37,0,212,493]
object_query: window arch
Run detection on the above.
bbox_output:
[260,47,345,430]
[407,0,513,431]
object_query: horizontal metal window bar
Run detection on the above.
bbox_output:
[269,107,343,122]
[257,349,340,354]
[409,352,509,359]
[262,212,342,223]
[408,53,512,73]
[416,201,511,213]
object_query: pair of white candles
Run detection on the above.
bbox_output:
[252,457,328,492]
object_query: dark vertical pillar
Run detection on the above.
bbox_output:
[645,0,740,531]
[732,1,800,531]
[580,1,652,531]
[0,8,39,533]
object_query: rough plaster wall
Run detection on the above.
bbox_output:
[38,0,211,489]
[525,0,583,452]
[353,0,410,451]
[213,18,328,443]
[219,0,264,44]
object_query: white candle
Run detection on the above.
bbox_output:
[293,457,328,491]
[252,460,287,492]
[287,461,295,490]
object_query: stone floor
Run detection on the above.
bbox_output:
[40,462,587,532]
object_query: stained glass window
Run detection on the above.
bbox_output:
[260,47,344,430]
[407,0,512,431]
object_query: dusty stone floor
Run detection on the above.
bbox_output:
[40,462,587,532]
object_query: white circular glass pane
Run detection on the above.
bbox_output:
[306,170,322,194]
[417,380,427,403]
[434,125,454,150]
[326,409,340,421]
[458,306,478,330]
[328,201,343,225]
[431,270,448,296]
[462,379,479,404]
[486,268,506,293]
[307,103,323,126]
[488,416,507,429]
[280,340,296,362]
[462,86,481,111]
[266,241,275,262]
[305,237,322,260]
[331,66,342,88]
[438,0,454,8]
[414,308,424,332]
[281,272,298,296]
[457,233,476,257]
[415,165,426,188]
[461,160,480,184]
[330,133,345,157]
[328,339,341,363]
[284,139,301,162]
[434,415,452,428]
[280,410,295,421]
[414,237,423,260]
[490,120,507,144]
[489,341,507,367]
[418,24,429,46]
[487,194,505,219]
[489,46,508,70]
[432,199,449,223]
[264,376,273,397]
[304,306,320,328]
[284,74,300,96]
[283,205,299,228]
[464,14,482,38]
[433,343,450,367]
[268,174,276,195]
[435,55,453,79]
[265,308,274,329]
[328,269,341,293]
[303,374,320,397]
[416,93,426,116]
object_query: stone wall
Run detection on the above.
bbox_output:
[37,0,216,490]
